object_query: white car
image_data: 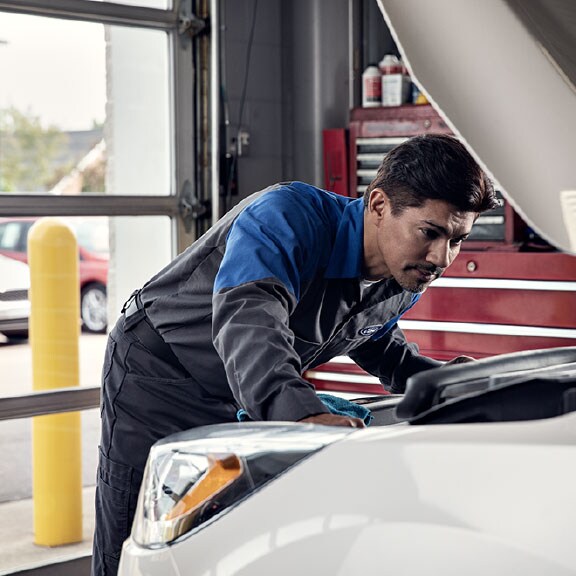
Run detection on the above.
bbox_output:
[119,349,576,575]
[0,254,30,341]
[119,1,576,574]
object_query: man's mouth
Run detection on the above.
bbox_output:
[409,265,443,282]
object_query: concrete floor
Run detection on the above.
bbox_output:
[0,487,94,576]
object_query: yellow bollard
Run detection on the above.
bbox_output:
[29,218,82,546]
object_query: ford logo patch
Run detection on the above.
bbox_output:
[359,324,382,337]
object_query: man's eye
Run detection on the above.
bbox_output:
[421,228,438,240]
[451,236,468,247]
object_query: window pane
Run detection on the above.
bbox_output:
[0,13,172,196]
[0,214,172,346]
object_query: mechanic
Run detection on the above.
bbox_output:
[92,133,497,576]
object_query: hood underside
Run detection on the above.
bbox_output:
[377,0,576,254]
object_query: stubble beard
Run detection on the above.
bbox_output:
[397,264,444,293]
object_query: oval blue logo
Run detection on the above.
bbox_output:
[359,324,383,337]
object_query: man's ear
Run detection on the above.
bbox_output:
[368,188,389,219]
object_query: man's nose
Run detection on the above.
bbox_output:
[426,240,452,269]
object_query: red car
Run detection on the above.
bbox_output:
[0,217,109,333]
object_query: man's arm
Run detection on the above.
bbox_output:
[212,187,347,423]
[213,277,330,421]
[299,413,365,428]
[348,324,442,394]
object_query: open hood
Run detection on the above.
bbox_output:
[377,0,576,253]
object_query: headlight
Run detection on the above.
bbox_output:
[132,422,354,548]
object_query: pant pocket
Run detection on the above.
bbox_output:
[93,450,136,573]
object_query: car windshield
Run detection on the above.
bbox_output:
[0,222,22,250]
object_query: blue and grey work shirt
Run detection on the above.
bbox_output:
[139,182,441,422]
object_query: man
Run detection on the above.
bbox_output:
[92,134,497,575]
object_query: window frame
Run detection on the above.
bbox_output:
[0,0,201,252]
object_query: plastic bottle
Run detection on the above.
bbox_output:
[362,64,382,108]
[378,54,403,76]
[379,54,410,106]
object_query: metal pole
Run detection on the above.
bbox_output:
[29,218,82,547]
[210,0,220,225]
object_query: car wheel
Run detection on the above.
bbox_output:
[81,283,107,333]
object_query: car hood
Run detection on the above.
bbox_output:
[377,0,576,254]
[127,414,576,576]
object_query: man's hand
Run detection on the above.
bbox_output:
[444,355,476,366]
[298,413,365,428]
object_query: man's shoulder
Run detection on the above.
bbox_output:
[249,181,353,215]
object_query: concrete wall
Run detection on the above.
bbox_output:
[220,0,284,204]
[221,0,351,204]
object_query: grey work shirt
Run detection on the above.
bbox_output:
[139,182,440,422]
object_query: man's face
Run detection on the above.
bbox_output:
[363,188,477,293]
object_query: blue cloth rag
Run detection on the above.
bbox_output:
[236,393,372,426]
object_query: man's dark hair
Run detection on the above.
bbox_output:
[364,134,498,214]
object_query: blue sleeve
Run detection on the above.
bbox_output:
[212,186,338,422]
[214,187,334,300]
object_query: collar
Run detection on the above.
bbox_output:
[325,197,365,279]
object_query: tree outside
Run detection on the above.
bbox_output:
[0,107,106,194]
[0,107,70,192]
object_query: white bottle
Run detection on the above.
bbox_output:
[362,65,382,108]
[379,54,410,107]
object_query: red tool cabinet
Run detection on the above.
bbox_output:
[312,105,576,395]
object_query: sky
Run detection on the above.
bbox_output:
[0,12,106,131]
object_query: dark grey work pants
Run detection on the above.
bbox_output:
[91,313,238,576]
